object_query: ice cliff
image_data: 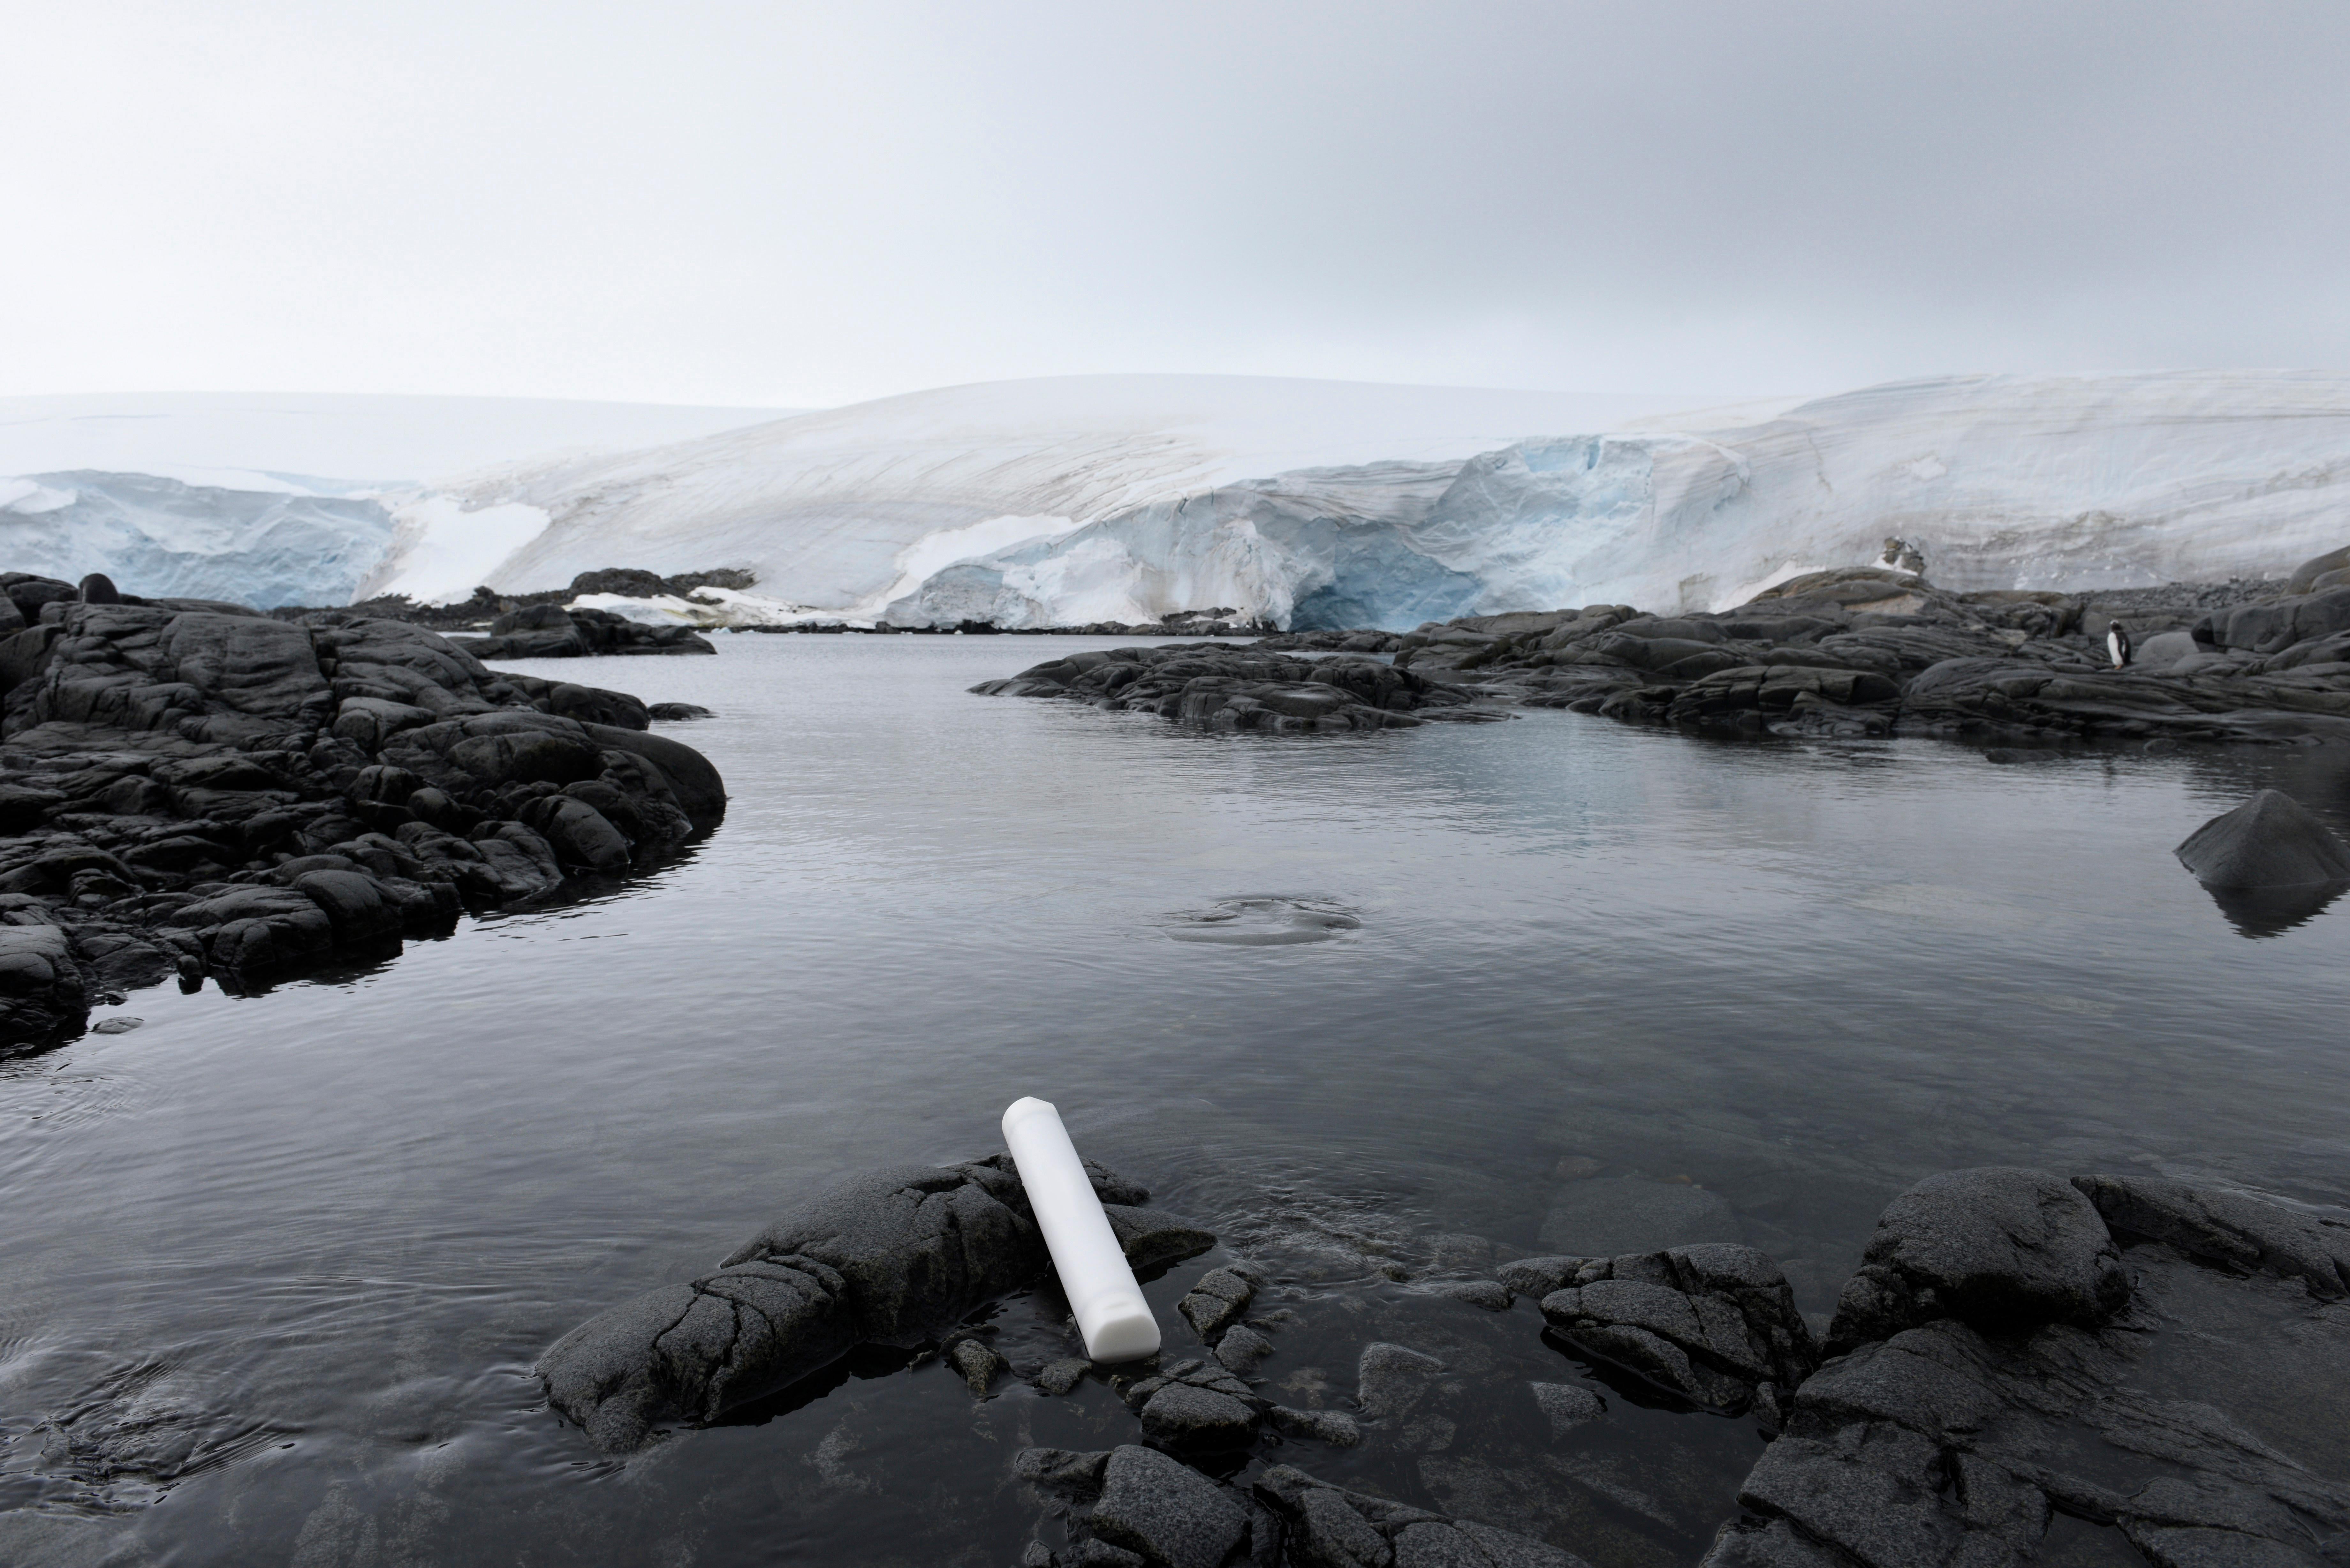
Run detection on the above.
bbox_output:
[7,373,2348,625]
[0,471,396,608]
[888,372,2350,630]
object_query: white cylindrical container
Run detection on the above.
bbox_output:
[1001,1096,1160,1361]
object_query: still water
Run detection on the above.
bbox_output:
[1,634,2344,1566]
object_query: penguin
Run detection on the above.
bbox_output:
[78,572,121,605]
[2107,620,2132,669]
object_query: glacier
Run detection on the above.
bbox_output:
[0,471,397,607]
[5,373,2348,623]
[887,372,2350,629]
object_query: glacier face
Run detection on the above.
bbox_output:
[371,376,1712,608]
[6,372,2347,622]
[890,372,2350,629]
[0,471,397,607]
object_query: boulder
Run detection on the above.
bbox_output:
[1826,1168,2128,1351]
[2175,791,2350,890]
[1253,1466,1589,1568]
[539,1156,1209,1451]
[1091,1446,1247,1568]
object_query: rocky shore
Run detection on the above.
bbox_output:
[538,1150,2350,1568]
[0,571,725,1053]
[971,646,1508,733]
[1362,552,2350,747]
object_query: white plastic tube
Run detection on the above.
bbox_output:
[1001,1096,1160,1361]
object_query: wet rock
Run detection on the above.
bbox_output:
[2072,1173,2350,1299]
[948,1337,1009,1395]
[1036,1357,1091,1396]
[1825,1167,2128,1351]
[540,1156,1210,1451]
[1706,1175,2350,1568]
[1356,1342,1446,1421]
[1108,1206,1218,1272]
[1016,1445,1114,1496]
[1140,1383,1258,1447]
[1538,1244,1816,1415]
[1254,1466,1589,1568]
[1214,1323,1274,1375]
[1528,1382,1604,1438]
[1091,1445,1248,1568]
[1538,1177,1740,1256]
[648,702,713,721]
[0,923,87,1047]
[1421,1279,1513,1311]
[1268,1405,1362,1447]
[2174,790,2350,890]
[1179,1268,1258,1342]
[1497,1257,1586,1297]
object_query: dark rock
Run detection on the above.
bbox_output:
[518,795,633,871]
[290,869,403,946]
[1356,1342,1446,1421]
[1036,1357,1091,1395]
[1178,1267,1257,1342]
[1421,1279,1513,1310]
[1497,1257,1587,1297]
[947,1337,1009,1394]
[1091,1445,1247,1568]
[0,923,87,1048]
[2175,791,2350,890]
[2072,1173,2350,1299]
[974,644,1485,733]
[1529,1381,1604,1438]
[1106,1205,1217,1272]
[1253,1466,1588,1568]
[539,1156,1210,1451]
[1267,1406,1362,1447]
[1214,1323,1274,1374]
[1140,1383,1258,1447]
[1015,1445,1113,1495]
[648,702,713,721]
[1538,1244,1816,1415]
[1825,1168,2129,1351]
[455,605,716,660]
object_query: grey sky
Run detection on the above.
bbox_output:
[7,1,2347,406]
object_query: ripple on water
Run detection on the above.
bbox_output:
[1163,895,1363,946]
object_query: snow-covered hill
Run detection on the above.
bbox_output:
[0,392,796,490]
[368,377,1723,610]
[888,372,2350,629]
[9,374,2346,623]
[0,392,794,607]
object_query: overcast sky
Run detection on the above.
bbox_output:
[6,1,2348,408]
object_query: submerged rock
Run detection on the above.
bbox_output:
[2174,790,2350,890]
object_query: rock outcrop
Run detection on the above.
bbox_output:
[1367,554,2350,746]
[451,603,715,659]
[1702,1172,2350,1568]
[972,645,1501,732]
[2175,790,2350,889]
[538,1155,1212,1452]
[0,573,725,1051]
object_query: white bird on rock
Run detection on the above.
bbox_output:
[2107,621,2133,669]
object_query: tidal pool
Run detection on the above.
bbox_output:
[1,633,2343,1565]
